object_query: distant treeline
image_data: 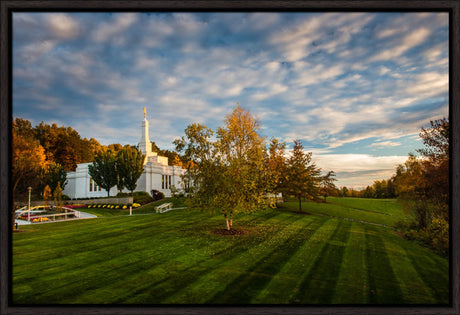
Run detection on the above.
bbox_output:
[339,179,396,199]
[13,118,181,172]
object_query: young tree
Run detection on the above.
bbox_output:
[319,170,337,202]
[116,146,145,196]
[88,150,118,197]
[43,185,52,209]
[284,140,321,212]
[266,138,287,200]
[175,105,270,230]
[54,182,63,212]
[215,105,268,229]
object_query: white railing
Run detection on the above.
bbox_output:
[16,205,81,223]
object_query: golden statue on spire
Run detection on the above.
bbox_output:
[144,107,146,119]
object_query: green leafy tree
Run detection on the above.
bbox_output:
[284,140,321,212]
[116,146,145,196]
[88,150,118,197]
[44,162,68,195]
[175,105,269,230]
[215,105,268,229]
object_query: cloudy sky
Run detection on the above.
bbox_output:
[12,12,449,188]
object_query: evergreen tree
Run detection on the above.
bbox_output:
[284,140,321,212]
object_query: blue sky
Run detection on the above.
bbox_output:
[12,12,449,188]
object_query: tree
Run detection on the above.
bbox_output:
[43,185,52,209]
[215,105,268,229]
[12,121,48,203]
[417,118,449,218]
[394,118,449,226]
[284,140,321,212]
[341,186,349,197]
[175,105,269,230]
[88,150,118,197]
[54,182,63,212]
[418,118,449,164]
[116,146,145,196]
[319,170,337,202]
[44,162,68,195]
[266,138,287,200]
[392,118,449,255]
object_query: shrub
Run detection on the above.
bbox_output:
[133,191,154,205]
[150,190,164,201]
[396,217,449,257]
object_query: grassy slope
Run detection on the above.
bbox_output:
[12,198,449,304]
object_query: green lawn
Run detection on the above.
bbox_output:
[12,198,449,304]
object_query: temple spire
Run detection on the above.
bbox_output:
[139,107,150,155]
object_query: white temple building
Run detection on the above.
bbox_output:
[63,109,186,199]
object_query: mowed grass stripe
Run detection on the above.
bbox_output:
[328,197,406,218]
[290,199,403,227]
[293,219,352,304]
[251,216,336,304]
[331,221,368,304]
[159,213,309,304]
[398,238,449,304]
[364,225,403,304]
[382,237,436,303]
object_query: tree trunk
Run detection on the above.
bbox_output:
[230,212,233,229]
[298,195,302,212]
[225,213,230,230]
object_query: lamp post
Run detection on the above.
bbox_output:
[27,186,32,222]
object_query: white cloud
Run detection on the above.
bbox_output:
[46,13,80,39]
[370,27,432,62]
[405,71,448,97]
[312,153,408,187]
[91,13,138,43]
[370,141,401,148]
[18,40,56,63]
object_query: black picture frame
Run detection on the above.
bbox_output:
[1,1,459,314]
